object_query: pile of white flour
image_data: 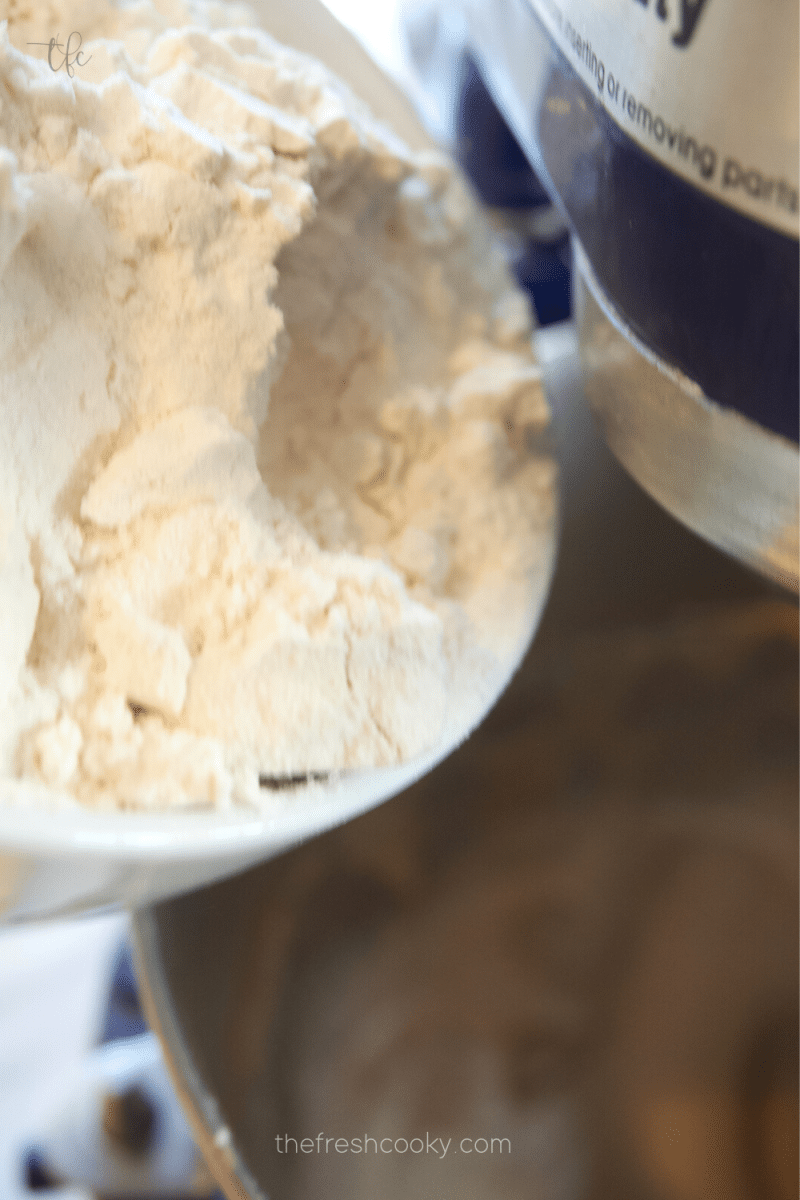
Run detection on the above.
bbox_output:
[0,0,555,811]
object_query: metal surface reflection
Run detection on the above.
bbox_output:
[133,336,798,1200]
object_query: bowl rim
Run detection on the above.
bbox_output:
[0,744,459,859]
[0,557,555,862]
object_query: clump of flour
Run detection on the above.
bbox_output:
[0,0,555,810]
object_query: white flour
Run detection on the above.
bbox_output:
[0,0,555,810]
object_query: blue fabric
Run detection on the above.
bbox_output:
[454,57,572,325]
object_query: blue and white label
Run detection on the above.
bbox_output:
[527,0,799,236]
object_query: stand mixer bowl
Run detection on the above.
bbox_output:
[131,331,798,1200]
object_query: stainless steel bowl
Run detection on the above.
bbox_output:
[132,338,798,1200]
